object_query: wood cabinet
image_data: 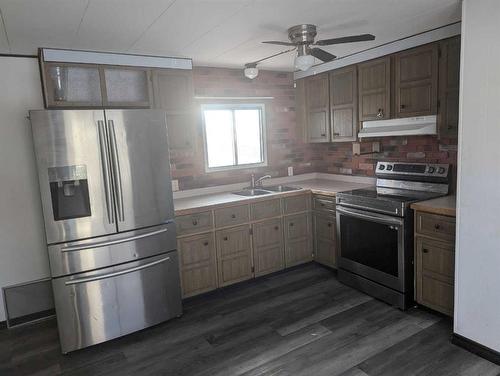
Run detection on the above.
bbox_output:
[358,57,391,121]
[42,62,152,108]
[330,66,358,142]
[394,44,439,117]
[178,233,218,298]
[152,69,196,151]
[312,195,337,268]
[295,79,308,141]
[216,225,253,286]
[305,73,330,143]
[284,212,313,267]
[414,210,456,316]
[252,218,284,276]
[438,36,461,138]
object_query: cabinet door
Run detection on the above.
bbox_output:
[305,73,330,142]
[415,236,454,316]
[313,213,336,267]
[358,57,391,121]
[102,67,151,108]
[330,66,358,142]
[43,63,103,108]
[152,69,196,151]
[295,79,308,141]
[438,37,461,138]
[178,233,217,297]
[252,218,284,276]
[216,225,253,286]
[394,44,438,117]
[284,213,313,267]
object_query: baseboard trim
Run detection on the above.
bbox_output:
[452,333,500,365]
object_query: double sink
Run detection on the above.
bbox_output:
[232,185,301,197]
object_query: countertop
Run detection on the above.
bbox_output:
[174,178,371,215]
[410,195,456,217]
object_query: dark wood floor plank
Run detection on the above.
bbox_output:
[0,263,497,376]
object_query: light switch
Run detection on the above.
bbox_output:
[353,143,361,156]
[288,166,294,176]
[171,179,179,192]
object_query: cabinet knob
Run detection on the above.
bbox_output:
[223,236,228,241]
[434,224,441,230]
[289,222,294,227]
[400,104,406,109]
[333,132,340,136]
[231,214,236,219]
[327,223,332,227]
[320,133,326,137]
[192,219,198,226]
[422,248,429,253]
[274,226,279,230]
[377,108,384,118]
[203,241,209,246]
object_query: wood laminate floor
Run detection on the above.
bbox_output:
[0,263,498,376]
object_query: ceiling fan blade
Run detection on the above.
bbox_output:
[262,41,296,46]
[309,48,336,62]
[314,33,375,46]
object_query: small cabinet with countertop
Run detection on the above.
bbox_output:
[411,196,456,316]
[312,194,337,268]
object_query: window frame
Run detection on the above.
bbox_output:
[201,103,268,172]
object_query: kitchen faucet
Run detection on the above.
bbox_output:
[251,174,272,188]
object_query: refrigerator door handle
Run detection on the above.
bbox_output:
[97,120,114,224]
[64,256,171,285]
[60,227,168,252]
[107,119,125,222]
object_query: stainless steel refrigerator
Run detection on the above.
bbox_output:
[30,109,182,354]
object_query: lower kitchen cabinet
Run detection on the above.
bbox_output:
[177,232,218,298]
[284,213,313,267]
[252,218,284,276]
[414,210,456,316]
[313,213,337,268]
[216,225,253,286]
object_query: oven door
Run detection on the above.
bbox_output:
[336,206,406,292]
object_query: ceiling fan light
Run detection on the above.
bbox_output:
[244,67,259,79]
[294,54,315,71]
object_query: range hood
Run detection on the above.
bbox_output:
[358,115,437,138]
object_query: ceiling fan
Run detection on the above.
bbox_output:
[244,24,375,78]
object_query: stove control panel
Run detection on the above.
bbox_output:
[376,162,449,178]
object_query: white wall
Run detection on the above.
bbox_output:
[0,57,50,321]
[454,0,500,352]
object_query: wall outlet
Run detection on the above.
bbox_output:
[372,141,381,153]
[288,166,294,176]
[171,179,179,192]
[353,143,361,156]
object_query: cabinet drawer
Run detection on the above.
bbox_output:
[283,194,310,214]
[214,204,249,228]
[313,195,336,213]
[284,213,310,240]
[250,199,281,220]
[178,233,214,267]
[314,214,335,241]
[416,211,456,241]
[176,211,213,236]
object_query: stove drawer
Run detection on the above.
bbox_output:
[416,212,455,241]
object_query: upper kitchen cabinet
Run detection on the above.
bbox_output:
[358,57,391,121]
[330,66,358,142]
[152,69,197,151]
[102,67,151,108]
[294,79,308,141]
[438,37,461,138]
[305,72,330,143]
[43,63,103,108]
[42,62,152,108]
[394,44,439,118]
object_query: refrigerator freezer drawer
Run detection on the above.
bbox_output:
[52,252,182,353]
[48,222,176,277]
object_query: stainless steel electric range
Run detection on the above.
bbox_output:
[335,161,451,309]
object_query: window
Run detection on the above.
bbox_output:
[201,104,267,171]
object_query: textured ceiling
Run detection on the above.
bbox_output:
[0,0,461,71]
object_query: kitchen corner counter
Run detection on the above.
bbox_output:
[411,195,456,217]
[174,178,372,215]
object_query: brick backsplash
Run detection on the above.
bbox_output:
[171,66,458,191]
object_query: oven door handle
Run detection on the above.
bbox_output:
[336,206,404,226]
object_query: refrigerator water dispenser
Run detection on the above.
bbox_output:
[48,165,91,221]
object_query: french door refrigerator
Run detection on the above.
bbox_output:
[30,109,182,354]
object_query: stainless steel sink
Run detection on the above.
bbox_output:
[232,188,272,197]
[262,185,301,192]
